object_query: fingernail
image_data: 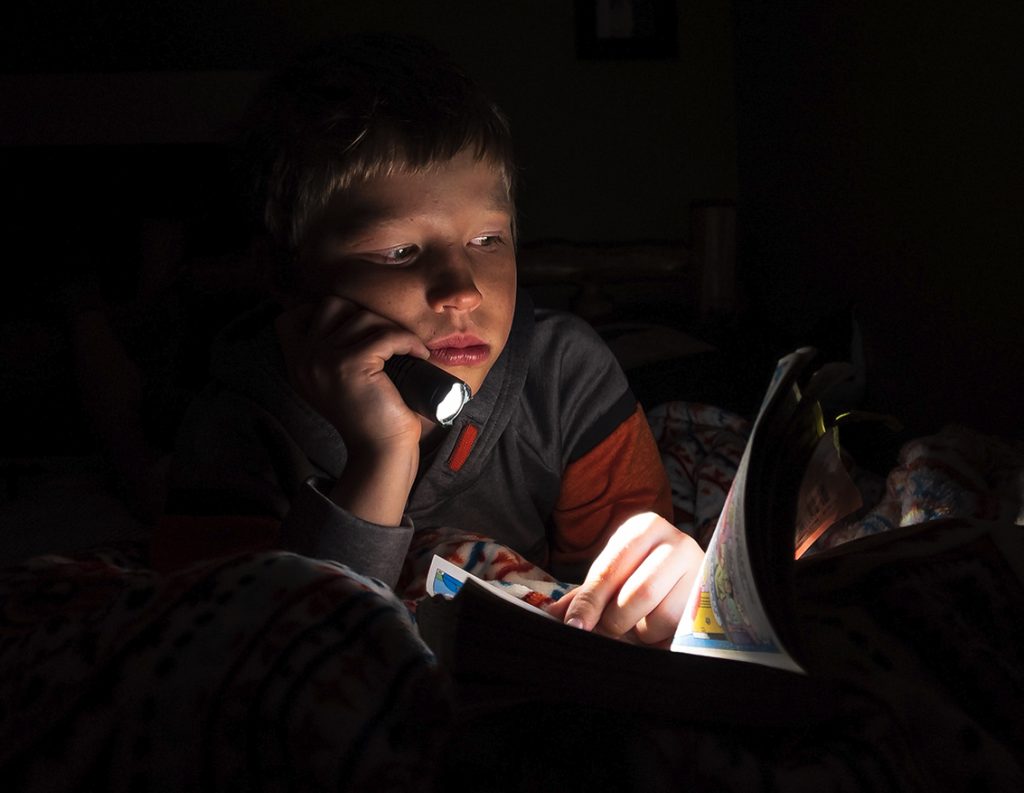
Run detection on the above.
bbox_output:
[566,617,584,630]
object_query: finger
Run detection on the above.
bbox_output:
[595,538,681,638]
[310,304,431,363]
[548,585,669,647]
[374,331,432,362]
[636,533,704,642]
[308,295,360,340]
[634,573,695,646]
[595,534,695,638]
[543,587,579,621]
[328,326,432,374]
[273,304,382,394]
[562,512,665,631]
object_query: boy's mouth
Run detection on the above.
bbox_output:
[428,334,490,366]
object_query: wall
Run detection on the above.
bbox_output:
[734,2,1024,436]
[2,1,738,242]
[1,2,739,454]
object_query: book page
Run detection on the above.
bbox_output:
[793,428,863,558]
[425,348,842,675]
[672,457,805,672]
[671,349,818,674]
[426,555,555,620]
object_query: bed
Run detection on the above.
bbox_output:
[2,205,1023,791]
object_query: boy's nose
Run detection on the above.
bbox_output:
[425,250,483,313]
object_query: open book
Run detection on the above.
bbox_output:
[415,348,890,720]
[417,348,1024,724]
[668,346,863,672]
[421,348,861,674]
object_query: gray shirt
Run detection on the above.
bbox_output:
[168,290,635,587]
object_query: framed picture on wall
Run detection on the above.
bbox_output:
[575,0,679,60]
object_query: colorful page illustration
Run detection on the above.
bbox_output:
[671,350,816,674]
[426,555,555,620]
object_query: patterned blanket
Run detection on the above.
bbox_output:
[1,403,1022,791]
[0,546,450,792]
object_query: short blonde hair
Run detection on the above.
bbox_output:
[243,35,516,285]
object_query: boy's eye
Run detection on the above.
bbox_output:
[471,235,503,249]
[379,245,419,265]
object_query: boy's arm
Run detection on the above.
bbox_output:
[155,386,414,586]
[547,401,705,645]
[156,481,414,587]
[278,476,414,585]
[549,403,673,582]
[274,297,429,527]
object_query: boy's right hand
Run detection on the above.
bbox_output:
[275,296,433,527]
[274,295,431,457]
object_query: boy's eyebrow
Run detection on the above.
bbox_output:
[328,203,396,235]
[326,189,512,239]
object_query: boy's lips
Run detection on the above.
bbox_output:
[428,334,490,366]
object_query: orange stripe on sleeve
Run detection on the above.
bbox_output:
[551,404,672,572]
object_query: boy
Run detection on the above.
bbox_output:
[165,35,703,645]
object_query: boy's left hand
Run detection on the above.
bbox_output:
[545,512,704,646]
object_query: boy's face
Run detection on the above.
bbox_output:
[300,150,517,398]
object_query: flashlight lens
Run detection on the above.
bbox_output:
[436,382,472,425]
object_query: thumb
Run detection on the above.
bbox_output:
[561,582,609,632]
[544,587,576,621]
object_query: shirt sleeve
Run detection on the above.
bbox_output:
[156,386,414,587]
[153,479,415,588]
[549,403,673,582]
[278,477,414,587]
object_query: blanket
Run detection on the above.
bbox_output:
[0,547,449,792]
[1,404,1022,791]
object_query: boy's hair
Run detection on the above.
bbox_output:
[243,34,516,286]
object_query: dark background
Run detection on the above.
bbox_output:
[2,0,1022,456]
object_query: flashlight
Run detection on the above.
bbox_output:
[383,355,472,426]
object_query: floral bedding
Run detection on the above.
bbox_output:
[1,404,1022,791]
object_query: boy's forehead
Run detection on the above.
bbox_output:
[325,159,511,235]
